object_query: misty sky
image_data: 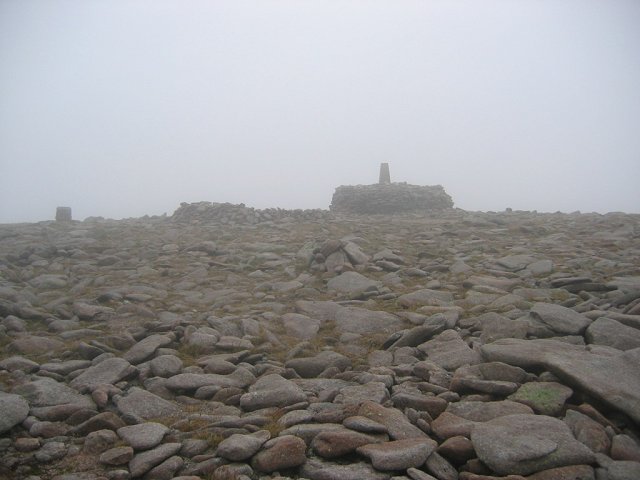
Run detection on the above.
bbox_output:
[1,0,639,223]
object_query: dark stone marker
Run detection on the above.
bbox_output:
[56,207,72,222]
[379,163,391,184]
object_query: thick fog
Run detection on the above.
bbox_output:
[1,0,639,223]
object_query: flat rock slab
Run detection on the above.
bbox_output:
[529,302,592,335]
[311,429,386,458]
[281,313,321,340]
[357,400,427,440]
[240,373,307,411]
[300,457,392,480]
[286,351,351,378]
[117,422,169,450]
[0,392,30,434]
[9,336,65,355]
[446,400,533,422]
[585,317,640,351]
[357,437,437,471]
[13,377,95,409]
[114,387,181,421]
[335,306,404,335]
[471,414,594,476]
[334,381,390,405]
[164,368,254,391]
[327,271,380,295]
[398,289,454,308]
[123,334,173,364]
[418,329,482,371]
[70,358,137,392]
[481,339,640,424]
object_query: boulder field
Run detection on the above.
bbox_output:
[0,204,639,480]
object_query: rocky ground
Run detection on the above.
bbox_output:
[1,204,640,480]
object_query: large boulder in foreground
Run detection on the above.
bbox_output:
[471,414,594,475]
[330,183,453,214]
[481,339,640,424]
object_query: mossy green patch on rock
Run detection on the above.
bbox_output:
[508,381,573,416]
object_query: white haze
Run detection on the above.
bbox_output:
[1,0,639,223]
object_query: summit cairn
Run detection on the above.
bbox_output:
[330,163,454,214]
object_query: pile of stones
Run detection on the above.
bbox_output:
[0,208,639,480]
[172,202,332,225]
[330,183,454,214]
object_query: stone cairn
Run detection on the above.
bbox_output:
[55,206,72,222]
[172,201,332,225]
[330,163,454,214]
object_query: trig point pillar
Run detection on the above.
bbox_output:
[379,163,391,184]
[56,207,72,222]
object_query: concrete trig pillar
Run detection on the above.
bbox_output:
[56,207,72,222]
[379,163,391,184]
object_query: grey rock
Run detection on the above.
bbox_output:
[424,451,458,480]
[446,400,533,421]
[343,415,389,434]
[114,387,181,421]
[334,381,390,405]
[471,413,594,475]
[149,355,183,377]
[40,359,92,376]
[70,357,137,392]
[216,430,270,461]
[529,302,592,335]
[239,374,307,411]
[418,329,482,371]
[585,317,640,351]
[327,271,380,295]
[302,456,392,479]
[145,455,184,479]
[357,400,427,440]
[386,318,448,349]
[117,422,169,450]
[35,441,67,463]
[286,351,351,378]
[611,434,640,462]
[563,410,611,454]
[342,241,370,265]
[280,423,346,445]
[9,335,65,355]
[123,334,173,364]
[398,289,454,308]
[335,306,404,335]
[251,435,307,472]
[0,392,30,434]
[295,300,343,321]
[83,429,118,454]
[605,460,640,480]
[164,368,254,391]
[357,437,437,471]
[281,313,321,340]
[100,446,134,465]
[311,429,385,458]
[128,442,182,478]
[12,377,95,408]
[0,355,39,372]
[71,411,126,435]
